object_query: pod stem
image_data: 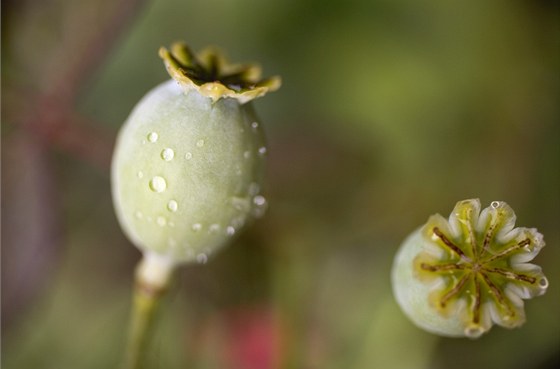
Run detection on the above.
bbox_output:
[121,252,176,369]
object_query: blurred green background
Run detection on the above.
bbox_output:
[2,0,559,368]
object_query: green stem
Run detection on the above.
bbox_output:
[121,253,176,369]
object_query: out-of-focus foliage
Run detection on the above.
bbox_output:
[2,0,559,368]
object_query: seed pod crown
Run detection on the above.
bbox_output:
[392,199,548,338]
[159,42,281,104]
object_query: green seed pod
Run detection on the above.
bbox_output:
[112,42,280,266]
[391,199,548,338]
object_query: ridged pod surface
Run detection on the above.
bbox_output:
[392,199,548,338]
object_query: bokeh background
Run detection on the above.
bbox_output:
[2,0,559,368]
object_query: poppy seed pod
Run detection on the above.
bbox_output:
[112,42,280,266]
[391,199,548,338]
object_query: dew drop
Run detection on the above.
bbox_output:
[258,147,267,155]
[226,226,236,236]
[251,122,259,129]
[464,325,484,339]
[196,139,205,147]
[491,201,501,209]
[196,253,208,264]
[167,200,178,212]
[252,195,268,218]
[185,152,193,160]
[147,132,159,143]
[192,223,202,232]
[156,216,167,227]
[253,195,266,206]
[137,171,144,179]
[149,176,167,193]
[135,211,143,219]
[244,151,251,159]
[161,148,175,161]
[539,277,549,289]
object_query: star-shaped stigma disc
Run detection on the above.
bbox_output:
[413,199,548,338]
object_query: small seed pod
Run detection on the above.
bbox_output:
[111,42,280,266]
[391,199,548,338]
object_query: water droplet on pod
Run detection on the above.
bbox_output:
[147,132,159,143]
[156,216,167,227]
[137,171,144,178]
[251,122,259,129]
[149,176,167,193]
[464,325,484,338]
[258,147,267,155]
[209,224,220,233]
[161,148,175,161]
[196,139,205,147]
[491,201,501,209]
[192,223,202,232]
[244,151,251,159]
[135,211,143,219]
[253,195,266,206]
[252,195,268,218]
[167,200,178,212]
[226,226,236,236]
[196,253,208,264]
[185,152,193,160]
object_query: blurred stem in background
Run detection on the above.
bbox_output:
[2,0,147,173]
[2,0,148,338]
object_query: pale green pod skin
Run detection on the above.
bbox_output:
[393,228,468,337]
[392,199,548,338]
[112,80,268,264]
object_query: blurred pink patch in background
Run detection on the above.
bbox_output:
[224,306,281,369]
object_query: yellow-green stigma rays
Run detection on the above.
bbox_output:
[413,199,548,338]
